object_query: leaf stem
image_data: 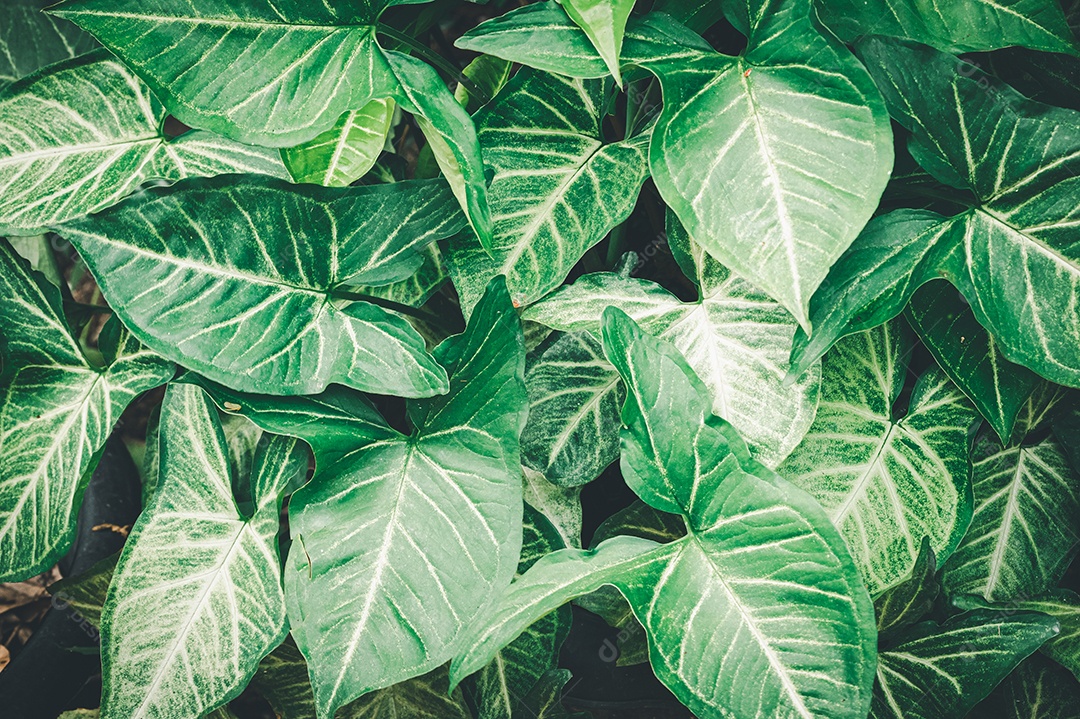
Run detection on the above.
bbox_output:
[375,24,491,105]
[330,288,449,327]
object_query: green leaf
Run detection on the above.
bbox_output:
[819,0,1079,54]
[874,537,940,638]
[99,384,307,719]
[457,3,611,80]
[870,610,1059,719]
[787,209,957,381]
[349,241,448,308]
[955,591,1080,683]
[943,424,1080,601]
[58,175,464,396]
[522,466,582,548]
[267,279,527,717]
[860,37,1080,388]
[981,654,1080,719]
[0,51,288,235]
[453,309,876,719]
[0,239,174,582]
[447,68,649,316]
[779,320,980,596]
[624,9,892,330]
[906,281,1043,445]
[455,55,513,115]
[520,331,624,488]
[0,0,96,89]
[560,0,635,85]
[47,551,119,629]
[281,99,395,187]
[524,233,821,469]
[50,1,494,248]
[465,504,572,719]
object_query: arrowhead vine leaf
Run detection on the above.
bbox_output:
[3,2,1080,717]
[0,238,173,582]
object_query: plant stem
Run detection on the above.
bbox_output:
[375,24,491,105]
[330,288,449,328]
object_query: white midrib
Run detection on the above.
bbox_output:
[985,448,1026,596]
[126,520,249,718]
[546,374,620,464]
[0,135,161,167]
[329,441,416,707]
[833,422,895,525]
[692,536,814,718]
[497,137,603,276]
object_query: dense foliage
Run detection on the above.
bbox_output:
[2,0,1080,717]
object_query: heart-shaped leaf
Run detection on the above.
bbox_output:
[0,51,288,235]
[447,68,649,316]
[779,319,979,595]
[452,309,876,719]
[100,384,307,719]
[0,238,174,582]
[58,175,464,396]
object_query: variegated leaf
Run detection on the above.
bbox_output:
[779,320,979,596]
[0,238,174,582]
[281,98,395,188]
[58,175,464,396]
[0,0,96,90]
[0,51,288,235]
[447,68,649,316]
[453,309,876,719]
[100,384,307,719]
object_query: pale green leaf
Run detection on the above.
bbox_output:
[447,68,649,316]
[100,384,307,719]
[561,0,635,85]
[0,239,174,582]
[281,99,395,187]
[522,466,583,549]
[268,279,527,717]
[0,51,288,235]
[524,253,821,469]
[453,309,876,719]
[779,320,980,596]
[520,331,624,488]
[624,9,892,330]
[870,610,1059,719]
[58,175,464,396]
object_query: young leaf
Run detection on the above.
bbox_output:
[870,610,1059,719]
[874,537,940,638]
[523,247,821,469]
[906,281,1043,445]
[453,309,877,719]
[0,238,174,582]
[520,331,624,488]
[787,210,958,381]
[0,51,288,235]
[819,0,1079,54]
[955,591,1080,683]
[560,0,635,85]
[58,175,464,396]
[860,38,1080,388]
[447,68,649,316]
[0,0,96,89]
[457,3,612,79]
[267,279,527,718]
[99,384,307,719]
[281,99,395,187]
[779,320,980,596]
[943,424,1080,601]
[623,8,892,330]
